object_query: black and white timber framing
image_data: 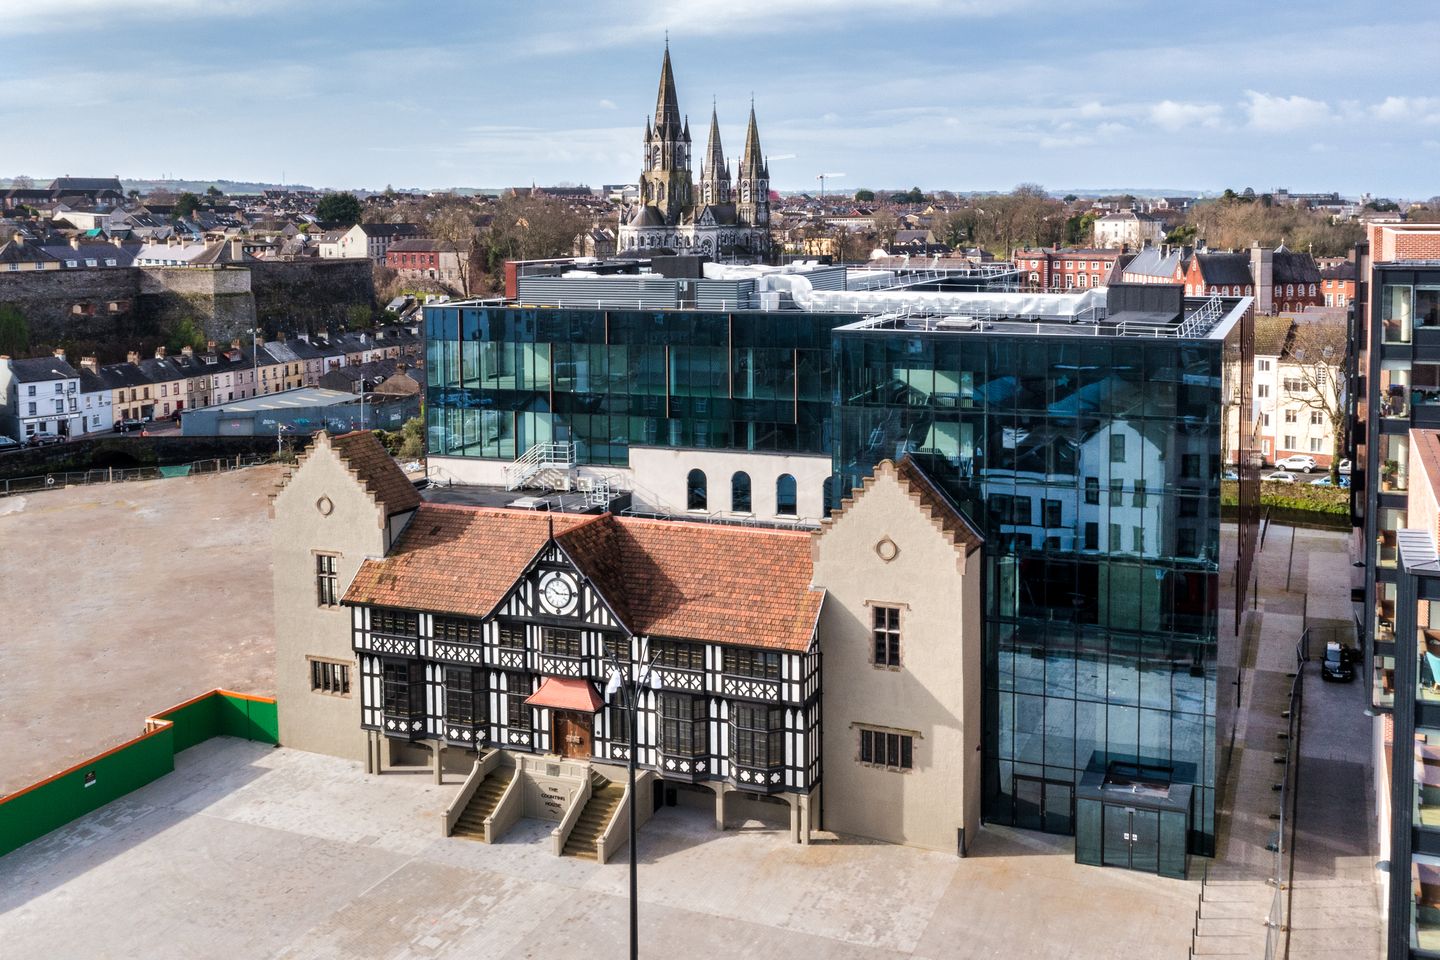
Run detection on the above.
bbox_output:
[352,538,822,796]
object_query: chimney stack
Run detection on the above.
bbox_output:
[69,237,81,250]
[1250,242,1275,315]
[230,338,243,350]
[53,347,66,361]
[276,329,286,342]
[229,238,244,261]
[181,345,194,358]
[206,340,217,352]
[155,345,167,359]
[80,356,98,373]
[127,350,140,364]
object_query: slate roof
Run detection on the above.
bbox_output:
[388,238,460,254]
[1320,261,1357,281]
[6,356,78,381]
[1193,252,1252,288]
[1273,250,1322,285]
[330,430,422,517]
[0,240,56,266]
[360,222,419,238]
[1123,246,1182,279]
[343,504,824,652]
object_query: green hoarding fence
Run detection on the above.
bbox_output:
[0,689,278,858]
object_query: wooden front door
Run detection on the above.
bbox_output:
[554,711,593,759]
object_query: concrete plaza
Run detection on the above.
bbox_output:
[0,737,1200,960]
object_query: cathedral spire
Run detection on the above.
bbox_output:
[703,105,726,174]
[740,101,764,178]
[654,44,683,137]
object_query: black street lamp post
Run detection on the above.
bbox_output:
[602,649,659,960]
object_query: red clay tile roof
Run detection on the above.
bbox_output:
[343,505,597,618]
[602,517,821,651]
[329,430,421,517]
[342,505,822,652]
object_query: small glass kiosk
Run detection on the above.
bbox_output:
[1075,758,1193,879]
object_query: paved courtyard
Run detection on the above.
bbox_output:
[0,467,282,795]
[0,738,1199,959]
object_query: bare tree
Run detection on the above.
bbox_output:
[1279,319,1350,480]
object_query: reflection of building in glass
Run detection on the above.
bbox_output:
[832,310,1240,856]
[420,258,1257,869]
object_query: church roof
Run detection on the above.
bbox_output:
[629,205,665,227]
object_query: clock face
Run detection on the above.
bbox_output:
[540,572,577,614]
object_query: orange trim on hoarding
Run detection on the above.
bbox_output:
[0,687,275,806]
[0,721,172,806]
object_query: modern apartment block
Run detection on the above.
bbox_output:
[408,261,1258,868]
[1350,224,1440,712]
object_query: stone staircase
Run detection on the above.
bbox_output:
[561,771,623,860]
[451,767,515,841]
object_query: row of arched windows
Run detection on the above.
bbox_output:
[687,468,805,517]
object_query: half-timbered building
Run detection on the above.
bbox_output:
[273,431,987,857]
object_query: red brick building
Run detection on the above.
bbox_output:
[1012,248,1121,292]
[1319,260,1357,308]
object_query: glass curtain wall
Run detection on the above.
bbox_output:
[834,330,1228,855]
[425,306,843,466]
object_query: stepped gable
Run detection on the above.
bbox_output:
[822,457,983,560]
[329,430,421,516]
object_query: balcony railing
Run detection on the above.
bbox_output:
[496,647,527,670]
[656,748,709,778]
[442,719,485,746]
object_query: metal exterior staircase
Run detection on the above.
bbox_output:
[451,767,515,841]
[561,771,623,860]
[504,442,576,492]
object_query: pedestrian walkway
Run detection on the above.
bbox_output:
[1193,523,1382,958]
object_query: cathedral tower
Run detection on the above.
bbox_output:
[638,43,692,226]
[735,101,770,228]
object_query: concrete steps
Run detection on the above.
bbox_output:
[561,772,623,860]
[451,767,514,841]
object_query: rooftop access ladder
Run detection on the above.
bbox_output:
[504,442,576,492]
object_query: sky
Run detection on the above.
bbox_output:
[1,0,1437,198]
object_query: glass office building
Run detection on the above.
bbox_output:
[424,305,844,466]
[422,271,1257,869]
[831,320,1250,859]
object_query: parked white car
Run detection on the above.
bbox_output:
[1264,471,1298,483]
[1275,455,1317,473]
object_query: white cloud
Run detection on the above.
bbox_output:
[1148,100,1224,132]
[597,99,617,110]
[0,0,291,36]
[1374,96,1440,124]
[1242,91,1330,131]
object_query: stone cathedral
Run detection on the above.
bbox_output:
[617,44,772,259]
